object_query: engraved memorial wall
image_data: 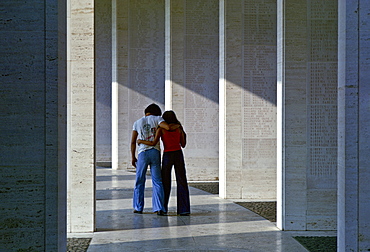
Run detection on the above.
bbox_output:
[171,0,219,181]
[115,0,166,169]
[128,0,165,124]
[128,0,164,136]
[242,0,277,199]
[220,0,277,199]
[306,0,337,230]
[277,0,338,230]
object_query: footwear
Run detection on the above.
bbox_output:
[179,213,190,216]
[133,210,143,214]
[156,210,167,216]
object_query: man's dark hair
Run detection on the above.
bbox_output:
[145,103,162,116]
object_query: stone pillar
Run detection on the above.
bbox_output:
[112,0,127,170]
[67,0,96,232]
[114,0,165,170]
[0,0,67,250]
[165,0,172,111]
[169,0,219,181]
[338,1,370,250]
[219,0,277,199]
[96,0,112,166]
[277,0,338,230]
[57,1,68,248]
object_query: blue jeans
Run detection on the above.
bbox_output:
[133,148,165,212]
[162,150,190,214]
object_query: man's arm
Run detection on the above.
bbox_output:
[159,121,181,131]
[131,130,138,167]
[159,121,170,130]
[137,128,162,146]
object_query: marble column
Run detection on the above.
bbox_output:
[277,0,338,230]
[111,0,128,170]
[168,0,219,181]
[67,0,96,232]
[337,1,370,250]
[220,0,277,199]
[0,0,67,250]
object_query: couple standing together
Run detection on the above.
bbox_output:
[130,103,190,216]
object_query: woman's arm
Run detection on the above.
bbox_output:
[137,128,162,146]
[180,126,186,148]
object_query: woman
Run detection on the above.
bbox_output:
[138,110,190,216]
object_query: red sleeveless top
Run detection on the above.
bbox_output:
[161,128,182,152]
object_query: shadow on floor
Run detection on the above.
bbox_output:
[67,180,336,252]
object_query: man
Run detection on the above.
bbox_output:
[130,103,169,215]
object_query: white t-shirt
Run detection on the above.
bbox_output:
[133,115,165,154]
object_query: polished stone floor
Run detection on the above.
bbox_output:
[69,167,335,252]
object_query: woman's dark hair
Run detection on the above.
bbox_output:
[145,103,162,116]
[162,110,180,124]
